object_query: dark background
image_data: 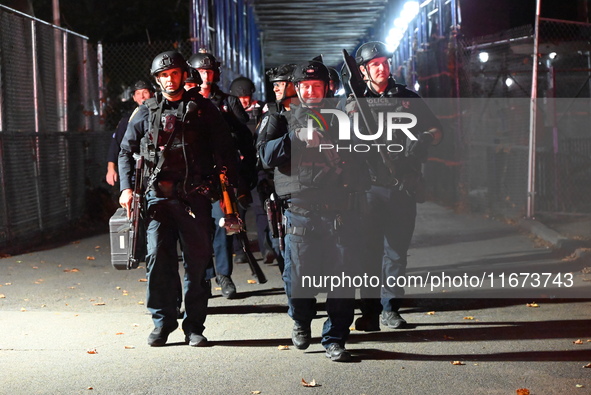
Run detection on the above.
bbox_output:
[1,0,588,44]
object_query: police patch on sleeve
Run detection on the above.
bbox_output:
[259,115,269,132]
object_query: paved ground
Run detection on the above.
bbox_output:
[1,202,590,394]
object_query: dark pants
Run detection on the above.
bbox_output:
[145,191,212,335]
[283,208,356,348]
[361,184,417,314]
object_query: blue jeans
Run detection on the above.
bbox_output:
[210,202,233,277]
[145,191,212,335]
[283,208,355,348]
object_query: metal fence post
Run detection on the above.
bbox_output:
[63,32,69,131]
[527,0,542,218]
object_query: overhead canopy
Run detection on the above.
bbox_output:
[252,0,392,68]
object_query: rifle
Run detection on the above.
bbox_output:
[265,192,285,251]
[128,154,146,269]
[218,167,268,284]
[341,49,397,179]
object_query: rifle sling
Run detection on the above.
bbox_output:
[146,101,185,190]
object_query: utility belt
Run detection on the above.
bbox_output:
[150,176,220,202]
[286,191,365,214]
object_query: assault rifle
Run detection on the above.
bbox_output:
[128,154,146,269]
[218,168,268,284]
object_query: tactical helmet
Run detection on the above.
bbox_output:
[187,51,221,71]
[132,80,155,93]
[291,61,330,84]
[150,51,187,76]
[184,69,203,85]
[229,77,255,97]
[355,41,392,65]
[188,50,221,82]
[266,64,297,83]
[327,67,341,92]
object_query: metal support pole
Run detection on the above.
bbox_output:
[63,33,68,131]
[55,29,65,131]
[97,41,104,129]
[82,40,90,131]
[527,0,542,218]
[31,21,40,133]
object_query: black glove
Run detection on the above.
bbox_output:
[408,131,434,163]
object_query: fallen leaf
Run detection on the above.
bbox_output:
[426,311,435,315]
[86,256,95,260]
[116,287,121,290]
[516,389,530,395]
[71,241,80,244]
[451,361,465,365]
[301,378,320,387]
[94,246,100,249]
[20,307,26,312]
[247,279,257,284]
[32,266,38,269]
[87,387,93,390]
[0,294,5,298]
[251,391,261,394]
[124,346,135,349]
[115,332,124,335]
[5,283,12,285]
[87,348,98,354]
[463,316,475,320]
[137,301,144,305]
[574,339,584,344]
[63,268,80,273]
[277,345,290,350]
[576,384,584,388]
[583,363,591,368]
[526,302,539,308]
[214,287,222,291]
[138,278,147,282]
[93,302,106,306]
[443,335,455,340]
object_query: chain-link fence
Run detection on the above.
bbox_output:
[101,39,265,131]
[456,20,591,217]
[0,5,105,252]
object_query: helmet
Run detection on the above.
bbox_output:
[229,77,255,97]
[188,50,221,82]
[188,51,221,71]
[291,61,330,84]
[184,69,203,85]
[150,51,187,76]
[266,64,297,82]
[327,67,341,92]
[355,41,392,65]
[132,80,155,93]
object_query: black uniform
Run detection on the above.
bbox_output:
[118,88,238,339]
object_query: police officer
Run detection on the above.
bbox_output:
[255,63,298,273]
[228,76,278,265]
[259,60,369,362]
[229,76,265,134]
[106,80,154,186]
[183,69,202,91]
[349,41,443,331]
[187,50,258,298]
[118,51,237,347]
